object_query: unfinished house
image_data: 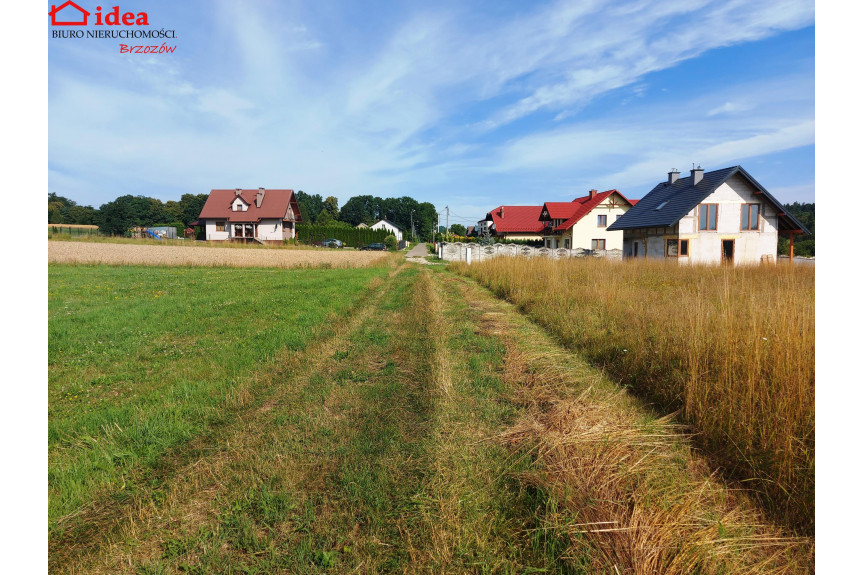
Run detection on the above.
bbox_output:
[607,166,809,264]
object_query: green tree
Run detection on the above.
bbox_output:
[324,196,340,220]
[450,223,466,236]
[778,202,815,257]
[383,234,398,251]
[296,191,326,224]
[180,193,209,226]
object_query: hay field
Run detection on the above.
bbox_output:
[48,240,388,268]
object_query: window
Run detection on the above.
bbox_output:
[666,239,689,257]
[215,221,226,231]
[666,239,678,257]
[564,238,571,249]
[698,204,717,231]
[741,204,760,231]
[591,239,606,251]
[597,214,607,227]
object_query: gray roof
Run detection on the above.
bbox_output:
[608,166,810,235]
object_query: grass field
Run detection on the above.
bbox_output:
[48,258,813,573]
[451,257,815,534]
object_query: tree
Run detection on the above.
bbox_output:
[316,209,334,226]
[295,191,326,224]
[340,195,378,226]
[324,196,340,220]
[778,202,815,257]
[383,234,398,251]
[180,193,209,227]
[450,223,466,236]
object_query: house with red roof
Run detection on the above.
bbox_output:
[483,205,545,241]
[196,188,302,243]
[539,189,637,251]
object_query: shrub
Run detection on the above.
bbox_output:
[383,234,397,251]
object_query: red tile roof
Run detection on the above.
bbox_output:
[554,190,635,231]
[487,205,545,233]
[198,189,302,223]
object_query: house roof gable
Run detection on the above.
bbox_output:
[607,166,810,234]
[486,205,544,233]
[555,190,633,231]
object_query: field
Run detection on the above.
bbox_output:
[451,257,815,534]
[49,240,387,268]
[48,250,815,574]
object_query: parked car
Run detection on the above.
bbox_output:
[360,243,387,251]
[321,238,344,248]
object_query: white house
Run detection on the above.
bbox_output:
[608,166,809,265]
[539,189,637,251]
[370,219,403,241]
[196,188,302,243]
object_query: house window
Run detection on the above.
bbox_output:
[215,221,226,232]
[666,239,689,257]
[564,238,571,249]
[741,204,760,231]
[591,239,606,251]
[597,214,607,227]
[698,204,718,231]
[666,239,678,257]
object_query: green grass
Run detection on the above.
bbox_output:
[48,263,390,532]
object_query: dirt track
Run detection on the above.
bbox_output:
[48,241,388,268]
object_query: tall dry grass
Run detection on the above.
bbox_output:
[452,257,814,533]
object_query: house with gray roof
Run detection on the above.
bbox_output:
[607,166,809,265]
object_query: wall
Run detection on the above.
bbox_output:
[204,219,230,241]
[570,194,631,251]
[440,242,622,262]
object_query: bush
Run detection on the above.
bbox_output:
[384,234,398,251]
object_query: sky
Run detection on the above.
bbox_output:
[46,0,815,225]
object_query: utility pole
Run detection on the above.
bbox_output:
[445,206,449,234]
[410,209,415,242]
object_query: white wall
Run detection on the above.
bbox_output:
[204,220,230,241]
[371,221,403,240]
[257,219,283,241]
[570,194,630,251]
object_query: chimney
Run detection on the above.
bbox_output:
[691,165,704,186]
[235,188,243,197]
[589,189,597,200]
[668,169,680,184]
[256,187,265,208]
[500,206,505,218]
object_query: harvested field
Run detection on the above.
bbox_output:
[48,240,388,268]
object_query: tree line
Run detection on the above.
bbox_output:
[778,202,814,257]
[48,191,439,241]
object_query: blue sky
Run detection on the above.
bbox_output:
[48,0,814,225]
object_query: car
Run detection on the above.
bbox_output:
[320,238,344,248]
[360,243,387,251]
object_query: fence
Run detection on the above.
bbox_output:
[439,242,623,263]
[48,224,100,237]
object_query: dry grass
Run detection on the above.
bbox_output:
[452,257,815,534]
[48,240,389,268]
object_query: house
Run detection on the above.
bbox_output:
[607,166,809,264]
[539,189,637,251]
[485,205,545,241]
[196,188,302,243]
[356,223,369,229]
[465,226,476,237]
[475,217,493,236]
[370,219,403,241]
[49,1,90,25]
